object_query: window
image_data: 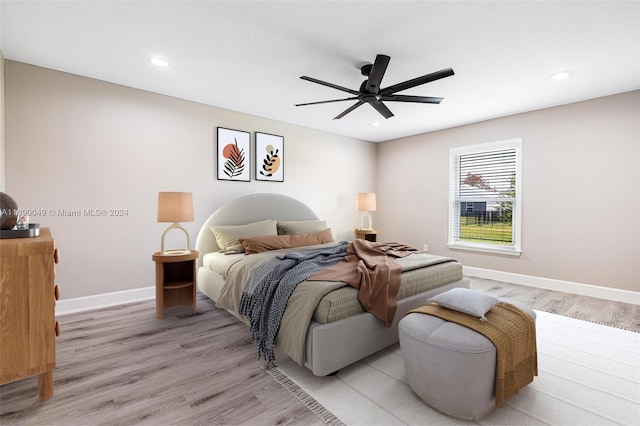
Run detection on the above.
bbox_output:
[448,138,522,255]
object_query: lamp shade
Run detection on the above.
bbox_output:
[157,192,194,223]
[356,192,377,212]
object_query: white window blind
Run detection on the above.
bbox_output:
[449,139,522,255]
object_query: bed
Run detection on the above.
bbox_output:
[195,193,469,376]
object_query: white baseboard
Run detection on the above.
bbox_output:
[56,268,639,316]
[464,266,640,305]
[56,286,155,316]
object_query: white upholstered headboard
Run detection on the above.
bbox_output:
[195,193,318,267]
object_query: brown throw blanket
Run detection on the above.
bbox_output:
[308,239,418,326]
[409,303,538,407]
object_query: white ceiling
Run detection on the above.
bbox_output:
[1,1,639,143]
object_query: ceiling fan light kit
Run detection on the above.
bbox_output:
[296,54,454,120]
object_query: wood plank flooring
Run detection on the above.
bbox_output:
[1,277,638,425]
[470,278,640,332]
[0,294,326,425]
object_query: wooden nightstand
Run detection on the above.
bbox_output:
[152,250,198,318]
[354,228,378,242]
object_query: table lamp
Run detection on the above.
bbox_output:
[157,192,194,255]
[356,192,376,230]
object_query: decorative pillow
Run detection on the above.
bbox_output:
[239,228,335,255]
[210,219,277,253]
[277,219,328,235]
[428,288,502,321]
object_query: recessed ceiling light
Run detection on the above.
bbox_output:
[150,57,169,67]
[550,70,572,80]
[369,122,380,127]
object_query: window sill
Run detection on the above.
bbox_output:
[447,242,521,257]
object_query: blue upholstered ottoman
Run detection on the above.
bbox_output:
[398,289,536,420]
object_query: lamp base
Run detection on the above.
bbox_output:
[161,249,191,256]
[358,212,373,231]
[160,222,191,255]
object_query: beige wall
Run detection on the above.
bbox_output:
[0,50,4,191]
[0,2,4,190]
[4,61,376,299]
[5,59,638,299]
[377,91,640,292]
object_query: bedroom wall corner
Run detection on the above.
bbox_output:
[0,50,5,192]
[4,61,376,300]
[0,0,4,192]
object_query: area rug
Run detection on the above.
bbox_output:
[267,368,346,426]
[276,310,640,425]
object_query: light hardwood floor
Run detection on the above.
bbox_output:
[0,277,637,425]
[0,294,326,426]
[470,278,639,332]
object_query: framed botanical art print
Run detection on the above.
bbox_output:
[255,132,284,182]
[217,127,250,182]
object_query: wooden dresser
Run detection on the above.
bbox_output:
[0,227,60,400]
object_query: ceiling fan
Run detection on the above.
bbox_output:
[296,54,454,120]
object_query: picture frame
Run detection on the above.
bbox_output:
[217,127,250,182]
[255,132,284,182]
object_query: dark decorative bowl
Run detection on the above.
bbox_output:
[0,223,40,239]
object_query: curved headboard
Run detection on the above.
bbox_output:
[195,193,318,267]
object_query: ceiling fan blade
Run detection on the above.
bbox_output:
[300,76,360,95]
[380,67,454,96]
[381,95,444,104]
[295,96,359,106]
[365,54,390,94]
[367,99,394,119]
[333,101,364,120]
